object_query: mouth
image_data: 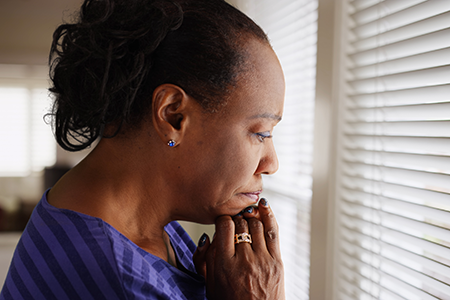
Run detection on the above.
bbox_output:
[240,190,262,203]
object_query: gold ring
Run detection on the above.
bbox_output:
[235,232,252,244]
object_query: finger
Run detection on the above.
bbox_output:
[205,238,216,299]
[232,215,252,251]
[214,215,235,258]
[241,205,260,220]
[258,198,281,258]
[247,217,266,253]
[193,233,210,278]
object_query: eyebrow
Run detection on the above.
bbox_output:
[249,113,282,122]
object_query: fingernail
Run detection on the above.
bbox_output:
[198,233,207,247]
[243,206,253,214]
[260,198,269,207]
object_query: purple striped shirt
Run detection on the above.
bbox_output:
[0,191,206,299]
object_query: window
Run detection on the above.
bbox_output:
[235,0,450,299]
[0,64,56,177]
[335,1,450,299]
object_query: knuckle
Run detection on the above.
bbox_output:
[216,215,231,223]
[248,218,263,230]
[234,218,248,229]
[264,211,275,220]
[266,229,278,241]
[262,211,277,225]
[232,214,243,221]
[264,213,279,229]
[272,221,279,232]
[216,217,234,231]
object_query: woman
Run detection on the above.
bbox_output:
[1,0,285,299]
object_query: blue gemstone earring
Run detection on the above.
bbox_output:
[168,140,176,147]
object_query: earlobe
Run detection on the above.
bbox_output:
[152,84,189,146]
[167,140,177,147]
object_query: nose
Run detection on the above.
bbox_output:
[255,140,279,175]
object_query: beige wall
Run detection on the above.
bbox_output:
[0,0,82,65]
[0,0,240,65]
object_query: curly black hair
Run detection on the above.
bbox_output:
[49,0,268,151]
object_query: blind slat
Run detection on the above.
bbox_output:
[344,159,450,180]
[351,0,426,26]
[347,103,450,122]
[344,120,450,138]
[343,149,450,174]
[353,0,450,39]
[351,0,383,13]
[349,65,450,93]
[350,84,450,107]
[349,28,450,66]
[343,165,450,195]
[352,10,450,52]
[342,187,450,215]
[351,47,450,80]
[344,135,450,156]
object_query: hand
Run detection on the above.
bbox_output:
[193,199,285,300]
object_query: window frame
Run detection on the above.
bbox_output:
[308,0,347,299]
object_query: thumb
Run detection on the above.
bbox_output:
[193,233,210,278]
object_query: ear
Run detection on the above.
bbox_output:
[152,84,191,147]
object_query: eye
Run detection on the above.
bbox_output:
[256,131,273,143]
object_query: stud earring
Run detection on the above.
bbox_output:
[168,140,176,147]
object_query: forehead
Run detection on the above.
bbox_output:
[224,39,285,121]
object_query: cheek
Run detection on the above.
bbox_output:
[215,139,255,176]
[210,143,260,201]
[190,147,262,219]
[190,128,260,194]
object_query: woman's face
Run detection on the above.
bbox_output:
[172,39,285,224]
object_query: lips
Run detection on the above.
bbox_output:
[241,190,261,203]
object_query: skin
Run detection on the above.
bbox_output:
[194,201,285,300]
[48,37,285,299]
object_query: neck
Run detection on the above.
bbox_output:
[47,136,179,265]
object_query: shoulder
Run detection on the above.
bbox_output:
[1,193,127,300]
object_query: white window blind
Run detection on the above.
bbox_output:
[235,1,318,299]
[337,1,450,299]
[0,65,56,177]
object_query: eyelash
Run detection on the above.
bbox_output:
[256,132,273,143]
